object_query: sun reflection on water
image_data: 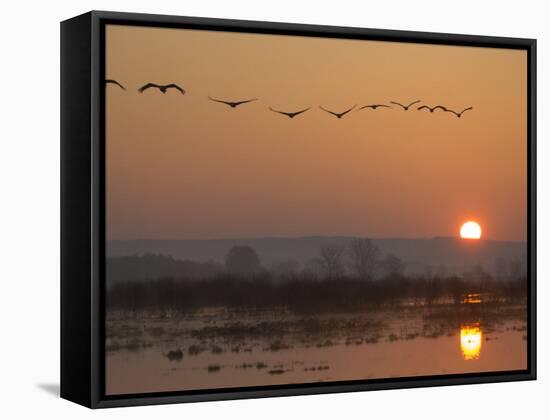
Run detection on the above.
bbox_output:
[460,324,482,360]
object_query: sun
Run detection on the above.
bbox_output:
[460,221,482,239]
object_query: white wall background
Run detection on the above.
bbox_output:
[0,0,547,418]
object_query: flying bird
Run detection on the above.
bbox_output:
[269,106,311,119]
[390,100,421,111]
[319,105,357,119]
[417,105,447,113]
[357,104,392,111]
[445,106,473,118]
[105,79,126,90]
[208,96,258,108]
[138,83,186,95]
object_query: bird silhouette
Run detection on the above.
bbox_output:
[138,83,185,95]
[357,104,392,111]
[208,96,258,108]
[417,105,447,113]
[319,105,357,119]
[445,106,473,118]
[105,79,126,90]
[390,100,421,111]
[269,106,311,119]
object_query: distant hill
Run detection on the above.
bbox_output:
[107,254,222,287]
[107,236,526,277]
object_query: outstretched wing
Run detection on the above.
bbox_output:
[208,96,232,105]
[234,98,258,106]
[319,106,340,117]
[358,104,377,110]
[445,108,460,117]
[406,100,421,107]
[269,107,289,116]
[417,105,429,111]
[270,106,310,118]
[460,106,473,114]
[390,101,406,109]
[292,107,311,116]
[166,84,186,95]
[105,79,126,90]
[138,83,159,93]
[340,104,357,117]
[433,105,447,112]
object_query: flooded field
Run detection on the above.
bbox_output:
[106,304,527,395]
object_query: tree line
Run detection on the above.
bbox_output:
[106,273,527,314]
[106,238,527,314]
[222,238,401,280]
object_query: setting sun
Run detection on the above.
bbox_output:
[460,221,482,239]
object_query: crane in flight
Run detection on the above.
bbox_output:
[138,83,186,95]
[208,96,258,108]
[319,105,357,119]
[417,105,447,113]
[105,79,126,90]
[269,106,311,119]
[357,104,392,111]
[390,100,421,111]
[445,107,473,118]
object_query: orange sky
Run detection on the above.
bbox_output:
[105,24,527,242]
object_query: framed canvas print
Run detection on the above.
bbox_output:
[60,11,536,408]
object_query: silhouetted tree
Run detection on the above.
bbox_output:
[317,245,346,279]
[225,246,261,277]
[381,253,404,277]
[302,258,324,279]
[347,238,380,281]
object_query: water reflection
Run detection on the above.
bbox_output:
[460,324,482,360]
[461,293,482,304]
[105,306,531,394]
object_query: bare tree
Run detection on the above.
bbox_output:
[317,245,346,279]
[303,258,324,280]
[381,253,404,277]
[347,238,380,281]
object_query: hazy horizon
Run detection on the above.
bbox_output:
[106,234,527,243]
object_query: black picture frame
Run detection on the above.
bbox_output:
[60,10,537,409]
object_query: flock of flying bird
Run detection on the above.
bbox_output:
[105,79,474,119]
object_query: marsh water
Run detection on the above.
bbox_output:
[105,303,527,395]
